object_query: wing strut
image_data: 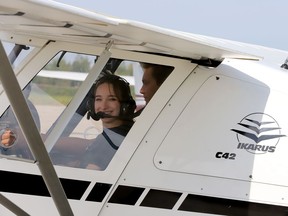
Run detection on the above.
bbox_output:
[0,41,74,215]
[0,193,30,216]
[45,40,113,151]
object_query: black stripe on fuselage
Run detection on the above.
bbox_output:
[2,170,288,215]
[86,182,112,202]
[108,185,288,215]
[0,170,90,200]
[140,189,182,209]
[108,185,145,205]
[179,194,288,215]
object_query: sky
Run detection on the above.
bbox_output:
[55,0,288,51]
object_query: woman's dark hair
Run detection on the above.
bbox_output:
[94,74,133,103]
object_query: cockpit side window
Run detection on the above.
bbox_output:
[0,51,97,161]
[0,51,174,171]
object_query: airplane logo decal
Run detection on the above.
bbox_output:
[231,113,286,154]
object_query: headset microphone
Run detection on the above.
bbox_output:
[87,110,135,121]
[87,111,119,121]
[87,111,105,121]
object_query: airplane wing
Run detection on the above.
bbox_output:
[0,0,262,62]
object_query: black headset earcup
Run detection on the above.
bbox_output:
[120,103,129,116]
[120,98,136,116]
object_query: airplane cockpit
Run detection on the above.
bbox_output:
[0,41,172,171]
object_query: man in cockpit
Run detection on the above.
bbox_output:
[134,62,173,117]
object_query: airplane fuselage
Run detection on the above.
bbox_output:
[1,1,288,215]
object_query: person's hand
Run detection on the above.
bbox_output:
[86,163,101,170]
[1,129,17,148]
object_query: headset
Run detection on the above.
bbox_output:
[87,74,136,121]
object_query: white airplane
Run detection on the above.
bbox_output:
[1,0,288,215]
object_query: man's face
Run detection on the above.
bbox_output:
[140,67,159,104]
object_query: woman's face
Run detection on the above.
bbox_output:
[94,83,123,128]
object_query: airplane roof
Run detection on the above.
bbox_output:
[0,0,266,62]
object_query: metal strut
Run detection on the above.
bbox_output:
[0,193,30,216]
[0,40,113,216]
[0,41,74,216]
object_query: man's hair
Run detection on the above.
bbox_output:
[140,63,174,86]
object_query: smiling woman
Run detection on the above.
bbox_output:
[49,73,136,170]
[77,74,136,169]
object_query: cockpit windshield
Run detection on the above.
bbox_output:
[0,50,143,170]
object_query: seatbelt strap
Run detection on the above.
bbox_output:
[102,130,119,150]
